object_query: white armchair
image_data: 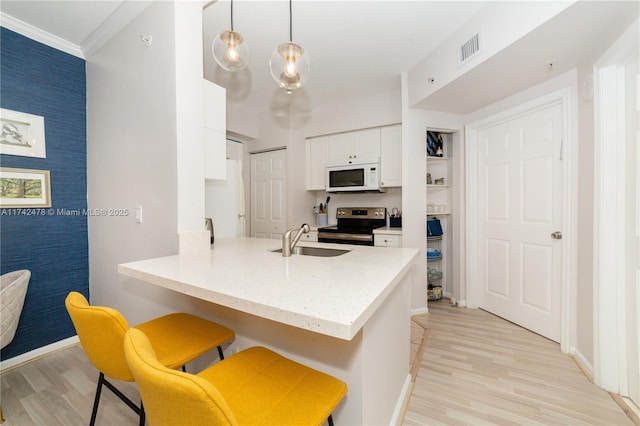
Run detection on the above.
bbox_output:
[1,269,30,349]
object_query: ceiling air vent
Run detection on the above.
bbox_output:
[460,33,481,65]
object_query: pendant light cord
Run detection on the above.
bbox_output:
[289,0,293,42]
[230,0,234,31]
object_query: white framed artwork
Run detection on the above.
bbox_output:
[0,167,51,208]
[0,108,46,158]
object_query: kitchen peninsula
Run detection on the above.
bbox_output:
[119,237,420,424]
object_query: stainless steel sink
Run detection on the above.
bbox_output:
[270,246,350,257]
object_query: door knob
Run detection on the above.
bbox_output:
[551,231,562,240]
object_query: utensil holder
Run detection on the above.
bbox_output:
[317,213,328,226]
[390,217,402,228]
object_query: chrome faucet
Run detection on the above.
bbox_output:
[282,223,311,257]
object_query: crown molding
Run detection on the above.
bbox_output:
[0,1,152,60]
[82,1,152,59]
[0,12,85,59]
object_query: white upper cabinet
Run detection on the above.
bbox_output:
[203,79,226,180]
[305,136,329,190]
[328,128,380,163]
[306,125,402,191]
[380,124,402,187]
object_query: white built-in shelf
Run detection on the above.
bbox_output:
[426,184,450,189]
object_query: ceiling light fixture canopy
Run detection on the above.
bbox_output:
[269,0,310,93]
[212,0,249,72]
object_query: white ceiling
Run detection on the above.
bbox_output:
[202,1,488,112]
[1,1,638,116]
[0,1,152,58]
[0,0,488,112]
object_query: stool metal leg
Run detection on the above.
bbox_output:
[89,373,105,426]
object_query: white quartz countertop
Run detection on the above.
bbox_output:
[118,237,418,340]
[373,226,402,235]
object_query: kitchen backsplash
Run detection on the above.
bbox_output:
[310,187,402,227]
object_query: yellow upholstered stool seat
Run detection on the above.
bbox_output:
[135,312,235,370]
[65,291,235,426]
[124,328,347,426]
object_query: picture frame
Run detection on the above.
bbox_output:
[0,168,51,208]
[0,108,46,158]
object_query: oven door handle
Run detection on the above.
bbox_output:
[318,232,373,242]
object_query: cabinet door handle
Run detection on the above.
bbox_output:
[551,231,562,240]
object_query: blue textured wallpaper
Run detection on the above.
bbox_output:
[1,27,88,360]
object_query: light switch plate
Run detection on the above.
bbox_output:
[136,205,143,224]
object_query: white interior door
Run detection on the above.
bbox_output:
[477,103,563,342]
[250,150,286,239]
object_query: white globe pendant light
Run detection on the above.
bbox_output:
[212,0,249,72]
[269,0,310,93]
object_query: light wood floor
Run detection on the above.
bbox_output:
[403,301,633,425]
[1,345,140,425]
[0,302,632,425]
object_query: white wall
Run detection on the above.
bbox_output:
[175,2,206,243]
[305,89,402,137]
[237,88,403,234]
[401,0,637,376]
[459,69,600,367]
[407,1,572,108]
[575,65,595,365]
[300,89,404,226]
[400,75,465,311]
[239,101,315,236]
[87,2,210,324]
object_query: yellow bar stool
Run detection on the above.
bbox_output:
[65,292,235,426]
[124,327,348,426]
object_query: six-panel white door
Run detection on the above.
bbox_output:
[477,103,563,342]
[250,149,286,239]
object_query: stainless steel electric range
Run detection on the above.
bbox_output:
[317,207,386,246]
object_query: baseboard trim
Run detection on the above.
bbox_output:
[610,393,640,425]
[570,348,594,381]
[391,373,413,425]
[411,307,429,316]
[0,336,79,372]
[569,349,639,425]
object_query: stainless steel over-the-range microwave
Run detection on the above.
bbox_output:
[325,158,385,193]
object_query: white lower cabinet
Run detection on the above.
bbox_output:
[373,229,402,247]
